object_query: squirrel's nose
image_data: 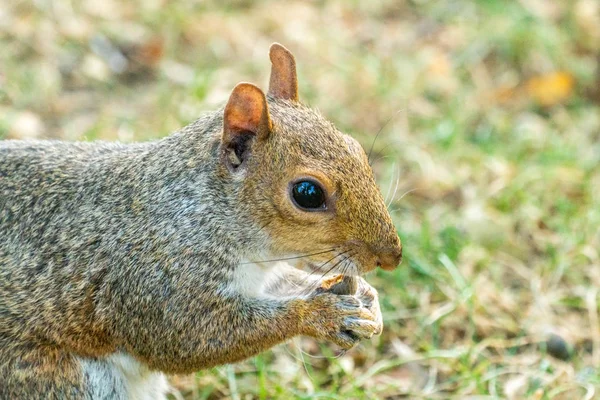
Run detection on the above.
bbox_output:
[375,243,402,271]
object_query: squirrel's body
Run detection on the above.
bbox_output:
[0,115,260,398]
[0,45,402,399]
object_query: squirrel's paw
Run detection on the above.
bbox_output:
[355,277,383,336]
[321,275,384,337]
[302,293,378,350]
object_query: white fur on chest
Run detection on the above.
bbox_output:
[109,353,169,400]
[227,258,288,297]
[81,353,169,400]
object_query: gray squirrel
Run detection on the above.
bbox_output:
[0,43,402,399]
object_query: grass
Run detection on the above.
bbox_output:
[2,0,600,398]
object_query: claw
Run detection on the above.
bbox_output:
[334,331,360,349]
[343,317,378,340]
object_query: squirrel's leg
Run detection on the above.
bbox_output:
[0,340,127,399]
[127,283,380,373]
[0,337,128,400]
[206,293,378,366]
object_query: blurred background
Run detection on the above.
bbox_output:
[2,0,599,398]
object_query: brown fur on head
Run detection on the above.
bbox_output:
[222,43,402,275]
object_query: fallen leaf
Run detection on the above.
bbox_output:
[131,37,165,67]
[526,71,574,106]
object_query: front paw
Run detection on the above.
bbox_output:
[301,292,378,350]
[355,277,383,335]
[321,275,384,336]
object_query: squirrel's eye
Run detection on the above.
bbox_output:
[291,180,326,211]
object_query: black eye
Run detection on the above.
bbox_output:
[291,180,327,210]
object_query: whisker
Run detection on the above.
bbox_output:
[344,259,358,278]
[388,206,402,214]
[367,108,406,164]
[369,137,410,158]
[343,259,352,276]
[306,249,353,276]
[282,339,316,371]
[383,163,397,206]
[298,250,351,289]
[369,154,395,166]
[308,256,351,296]
[386,165,401,209]
[294,249,355,296]
[294,341,347,360]
[341,259,355,281]
[387,187,419,214]
[308,249,351,276]
[332,261,350,289]
[241,248,337,265]
[315,252,355,283]
[397,187,418,201]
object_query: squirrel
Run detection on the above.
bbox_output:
[0,43,402,399]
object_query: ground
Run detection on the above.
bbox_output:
[1,0,599,399]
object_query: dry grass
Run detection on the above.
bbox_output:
[2,0,600,398]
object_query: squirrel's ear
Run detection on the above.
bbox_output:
[222,82,272,170]
[268,43,299,102]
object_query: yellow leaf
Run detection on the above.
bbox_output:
[526,71,575,106]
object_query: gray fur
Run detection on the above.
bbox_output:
[0,98,391,397]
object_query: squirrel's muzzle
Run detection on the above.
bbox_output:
[374,242,402,271]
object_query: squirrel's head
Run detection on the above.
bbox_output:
[219,43,401,275]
